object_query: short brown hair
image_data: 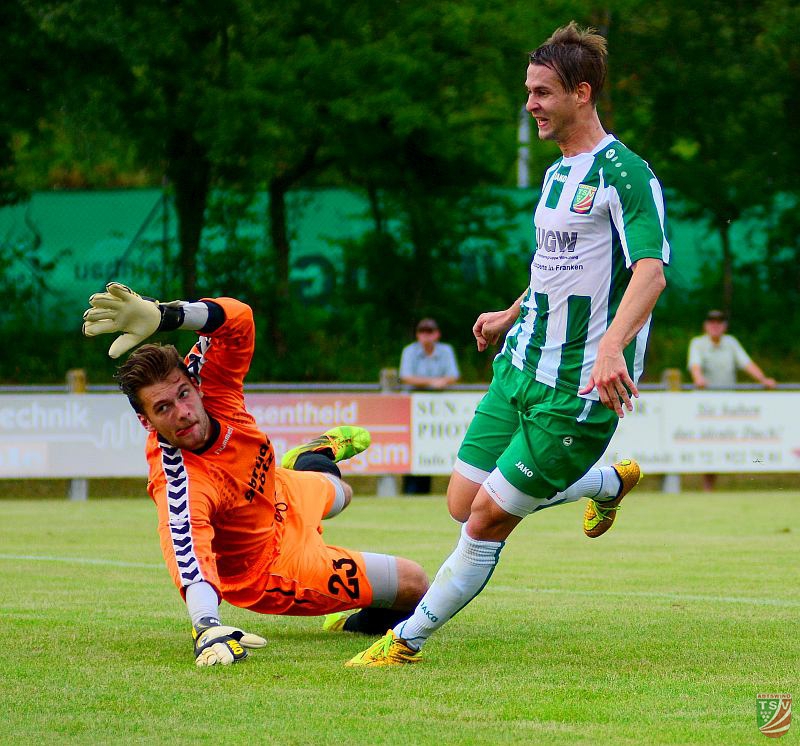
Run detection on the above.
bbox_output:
[529,21,608,103]
[416,318,439,333]
[115,343,193,414]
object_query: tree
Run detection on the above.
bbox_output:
[22,0,267,298]
[608,0,791,315]
[0,1,63,205]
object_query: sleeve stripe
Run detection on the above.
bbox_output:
[159,442,204,588]
[186,336,212,382]
[649,177,671,264]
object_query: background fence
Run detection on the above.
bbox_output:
[2,385,798,493]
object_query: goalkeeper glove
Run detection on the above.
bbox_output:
[192,616,267,667]
[81,282,185,358]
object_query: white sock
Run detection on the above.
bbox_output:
[394,524,504,650]
[553,466,621,503]
[185,581,220,627]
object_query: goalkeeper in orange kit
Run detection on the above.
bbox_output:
[82,283,428,667]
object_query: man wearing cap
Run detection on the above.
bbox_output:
[687,310,776,391]
[399,318,460,391]
[688,309,776,491]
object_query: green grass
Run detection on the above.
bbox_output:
[1,491,798,745]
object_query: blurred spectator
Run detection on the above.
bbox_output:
[687,309,776,490]
[399,318,460,390]
[399,318,460,494]
[688,310,776,390]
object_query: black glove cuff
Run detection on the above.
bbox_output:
[194,615,221,630]
[158,304,185,332]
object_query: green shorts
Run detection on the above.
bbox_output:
[457,355,618,503]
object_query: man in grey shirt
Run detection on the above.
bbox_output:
[687,310,775,390]
[687,309,776,491]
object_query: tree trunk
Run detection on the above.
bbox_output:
[264,142,323,362]
[592,7,614,133]
[166,130,211,298]
[719,218,734,317]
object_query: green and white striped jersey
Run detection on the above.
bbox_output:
[502,134,670,399]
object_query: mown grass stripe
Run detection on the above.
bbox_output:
[0,553,162,569]
[493,584,800,608]
[3,554,796,608]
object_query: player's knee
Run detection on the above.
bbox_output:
[447,474,478,523]
[322,477,352,519]
[466,489,521,541]
[340,481,353,508]
[447,493,470,523]
[393,558,429,609]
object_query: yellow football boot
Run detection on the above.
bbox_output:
[583,459,642,538]
[281,426,371,469]
[345,630,423,667]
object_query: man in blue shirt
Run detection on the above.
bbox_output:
[399,318,460,390]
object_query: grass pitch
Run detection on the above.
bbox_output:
[1,490,797,745]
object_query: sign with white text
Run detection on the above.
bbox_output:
[0,395,147,477]
[246,393,411,475]
[599,392,800,474]
[1,391,799,478]
[410,393,481,473]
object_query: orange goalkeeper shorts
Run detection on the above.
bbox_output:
[226,468,375,616]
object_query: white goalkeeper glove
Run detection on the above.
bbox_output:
[81,282,184,359]
[192,616,267,667]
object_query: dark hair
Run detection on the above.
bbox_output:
[114,343,193,414]
[529,21,608,104]
[416,317,439,333]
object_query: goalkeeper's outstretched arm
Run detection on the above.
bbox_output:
[82,282,214,358]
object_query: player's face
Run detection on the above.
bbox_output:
[525,63,579,143]
[137,369,211,451]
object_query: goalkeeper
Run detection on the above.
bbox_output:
[82,283,429,667]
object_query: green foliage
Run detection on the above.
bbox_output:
[2,493,798,744]
[0,226,76,382]
[330,187,532,382]
[0,0,64,204]
[2,0,799,382]
[607,1,799,312]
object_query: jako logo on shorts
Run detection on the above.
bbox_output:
[516,461,534,478]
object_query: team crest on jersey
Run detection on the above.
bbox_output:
[571,184,597,214]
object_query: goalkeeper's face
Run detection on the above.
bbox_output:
[136,369,211,451]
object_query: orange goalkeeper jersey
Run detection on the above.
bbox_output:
[145,297,280,601]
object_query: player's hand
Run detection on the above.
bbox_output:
[580,344,639,417]
[473,310,516,352]
[192,616,267,667]
[82,282,162,359]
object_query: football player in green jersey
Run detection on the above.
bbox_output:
[346,21,668,666]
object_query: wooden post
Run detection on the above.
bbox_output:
[66,369,88,500]
[661,368,682,493]
[377,368,400,497]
